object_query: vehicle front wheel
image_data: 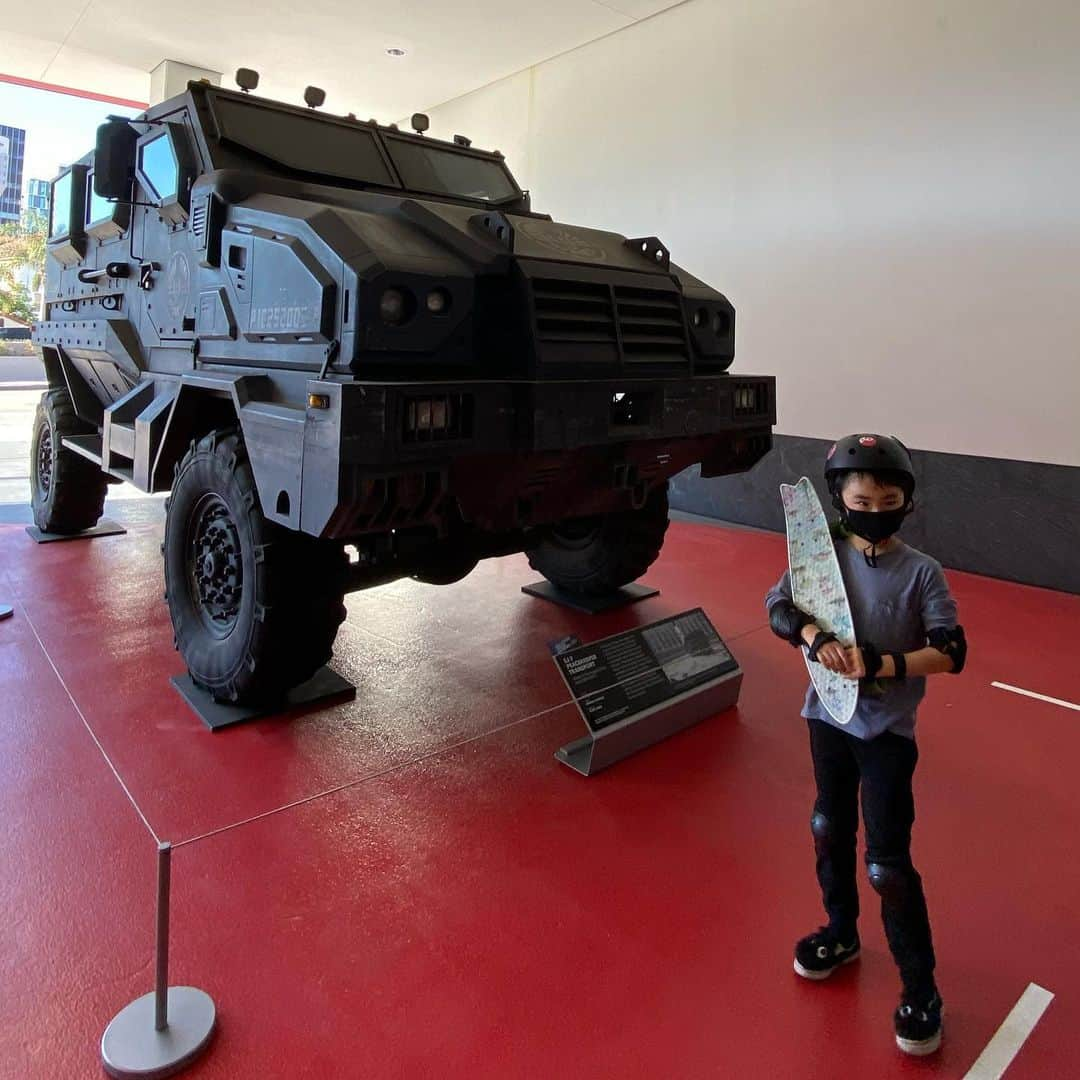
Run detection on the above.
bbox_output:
[524,482,670,595]
[163,429,347,705]
[30,388,108,534]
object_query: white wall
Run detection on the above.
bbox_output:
[422,0,1080,467]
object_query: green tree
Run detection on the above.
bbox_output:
[0,279,35,323]
[0,211,48,303]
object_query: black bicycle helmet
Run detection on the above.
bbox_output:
[824,433,915,504]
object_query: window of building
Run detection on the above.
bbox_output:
[139,133,178,201]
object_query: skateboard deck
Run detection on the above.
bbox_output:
[780,477,857,725]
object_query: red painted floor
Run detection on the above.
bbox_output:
[0,503,1077,1078]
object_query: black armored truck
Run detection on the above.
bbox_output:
[32,72,775,705]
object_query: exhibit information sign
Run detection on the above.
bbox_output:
[553,608,738,732]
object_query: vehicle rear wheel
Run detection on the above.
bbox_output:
[163,428,348,705]
[525,482,670,595]
[30,388,108,534]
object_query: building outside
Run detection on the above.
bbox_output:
[26,178,49,218]
[0,124,26,222]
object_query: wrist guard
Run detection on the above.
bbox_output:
[928,625,967,673]
[889,652,907,680]
[807,631,838,662]
[768,599,813,647]
[860,641,883,678]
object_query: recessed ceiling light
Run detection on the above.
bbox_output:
[386,47,406,57]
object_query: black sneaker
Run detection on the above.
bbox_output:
[894,991,944,1055]
[793,926,860,980]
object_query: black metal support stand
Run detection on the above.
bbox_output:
[25,519,126,544]
[100,843,216,1078]
[556,667,743,776]
[521,580,659,614]
[171,666,357,731]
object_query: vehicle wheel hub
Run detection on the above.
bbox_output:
[551,516,602,550]
[189,495,243,633]
[37,427,53,495]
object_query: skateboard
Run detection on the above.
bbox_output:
[780,477,857,725]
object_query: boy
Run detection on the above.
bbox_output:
[765,434,966,1056]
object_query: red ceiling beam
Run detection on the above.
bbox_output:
[0,72,147,111]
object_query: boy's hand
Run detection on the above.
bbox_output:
[814,640,850,674]
[839,647,866,680]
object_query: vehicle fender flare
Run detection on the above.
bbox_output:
[153,373,318,535]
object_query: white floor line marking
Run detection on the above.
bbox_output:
[17,599,160,844]
[172,697,575,850]
[991,682,1080,712]
[963,983,1054,1080]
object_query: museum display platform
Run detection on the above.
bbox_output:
[1,500,1077,1078]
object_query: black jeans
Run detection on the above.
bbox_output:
[807,717,936,996]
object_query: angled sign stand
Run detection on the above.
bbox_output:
[552,608,743,776]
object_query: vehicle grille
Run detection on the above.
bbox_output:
[530,277,689,368]
[613,284,688,364]
[532,279,617,349]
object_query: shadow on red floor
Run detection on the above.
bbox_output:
[0,504,1076,1078]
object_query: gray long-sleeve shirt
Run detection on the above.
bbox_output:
[765,539,958,740]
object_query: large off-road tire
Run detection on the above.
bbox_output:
[163,429,348,705]
[30,388,108,534]
[525,482,670,595]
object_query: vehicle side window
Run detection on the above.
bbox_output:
[50,171,73,237]
[85,170,113,225]
[139,134,179,200]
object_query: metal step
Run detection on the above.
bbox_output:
[61,434,104,466]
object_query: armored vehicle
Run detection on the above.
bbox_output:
[32,73,775,705]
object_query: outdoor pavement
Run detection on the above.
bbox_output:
[0,389,38,513]
[0,350,46,386]
[0,379,155,523]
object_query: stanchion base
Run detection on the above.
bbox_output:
[101,987,216,1079]
[0,604,12,622]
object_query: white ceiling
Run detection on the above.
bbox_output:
[0,0,684,119]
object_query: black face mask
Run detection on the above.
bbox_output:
[842,507,907,545]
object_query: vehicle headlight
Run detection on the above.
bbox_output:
[426,288,451,315]
[379,287,414,325]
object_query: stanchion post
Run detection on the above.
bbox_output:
[154,842,171,1032]
[101,841,217,1079]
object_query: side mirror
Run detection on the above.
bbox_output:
[94,120,138,200]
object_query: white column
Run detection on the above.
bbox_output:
[149,60,222,105]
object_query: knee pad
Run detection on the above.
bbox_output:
[811,812,835,855]
[867,861,910,902]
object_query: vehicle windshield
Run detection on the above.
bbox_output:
[383,136,519,203]
[211,95,398,187]
[208,92,520,203]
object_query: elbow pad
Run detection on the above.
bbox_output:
[928,625,967,673]
[769,599,812,647]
